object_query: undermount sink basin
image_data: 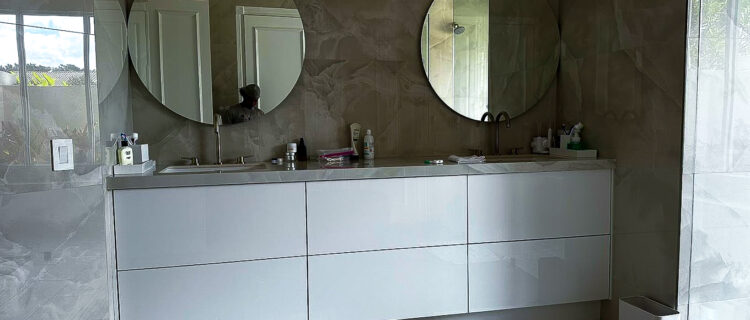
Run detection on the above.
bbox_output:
[159,163,267,174]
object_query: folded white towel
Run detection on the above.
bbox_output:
[448,155,486,164]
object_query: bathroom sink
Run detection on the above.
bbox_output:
[159,163,267,174]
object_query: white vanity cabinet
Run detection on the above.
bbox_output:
[118,257,308,320]
[308,246,468,320]
[468,236,611,312]
[307,176,467,254]
[468,170,612,243]
[113,183,306,270]
[111,166,614,320]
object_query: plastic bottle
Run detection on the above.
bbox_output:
[117,140,133,165]
[298,138,308,161]
[363,129,375,160]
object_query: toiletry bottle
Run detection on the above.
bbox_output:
[287,143,297,162]
[547,128,553,151]
[117,140,134,165]
[350,123,362,159]
[298,138,308,161]
[556,123,567,148]
[363,129,375,160]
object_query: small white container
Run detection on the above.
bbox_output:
[132,144,150,164]
[619,297,679,320]
[363,129,374,160]
[287,143,297,153]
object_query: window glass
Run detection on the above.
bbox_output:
[89,16,100,163]
[24,16,89,164]
[23,15,84,33]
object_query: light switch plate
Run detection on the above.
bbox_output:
[51,139,74,171]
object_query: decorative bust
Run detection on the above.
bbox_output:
[217,84,263,124]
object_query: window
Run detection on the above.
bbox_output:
[0,12,97,166]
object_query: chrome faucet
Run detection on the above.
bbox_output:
[480,112,495,123]
[214,114,223,165]
[494,111,511,154]
[476,112,496,156]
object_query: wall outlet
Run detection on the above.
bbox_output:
[51,139,74,171]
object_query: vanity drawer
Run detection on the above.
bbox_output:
[307,176,467,255]
[468,170,611,243]
[114,183,306,270]
[118,257,307,320]
[468,235,610,312]
[309,245,468,320]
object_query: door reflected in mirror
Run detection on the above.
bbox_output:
[421,0,560,121]
[128,0,304,125]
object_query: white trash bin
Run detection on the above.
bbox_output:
[619,296,679,320]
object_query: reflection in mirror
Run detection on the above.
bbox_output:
[421,0,560,121]
[94,0,128,102]
[128,0,305,125]
[0,4,100,165]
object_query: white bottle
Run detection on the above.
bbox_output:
[117,140,134,165]
[363,129,375,160]
[350,123,362,158]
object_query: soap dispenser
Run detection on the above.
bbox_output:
[117,139,133,165]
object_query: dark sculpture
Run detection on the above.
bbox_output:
[217,84,263,124]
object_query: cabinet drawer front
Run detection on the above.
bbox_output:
[469,170,611,243]
[114,183,306,270]
[118,257,307,320]
[468,236,610,312]
[307,176,467,254]
[309,246,468,320]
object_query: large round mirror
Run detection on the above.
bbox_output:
[421,0,560,121]
[127,0,305,124]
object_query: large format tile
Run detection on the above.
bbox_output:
[689,173,750,304]
[688,296,750,320]
[0,185,108,320]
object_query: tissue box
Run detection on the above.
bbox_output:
[132,144,149,164]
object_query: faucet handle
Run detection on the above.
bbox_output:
[181,156,200,166]
[237,155,253,164]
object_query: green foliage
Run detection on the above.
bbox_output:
[0,63,54,73]
[9,71,70,86]
[53,64,83,72]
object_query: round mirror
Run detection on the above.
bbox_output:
[421,0,560,121]
[127,0,305,124]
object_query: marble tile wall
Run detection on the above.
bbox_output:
[0,185,109,320]
[680,0,750,318]
[557,0,687,319]
[131,0,559,165]
[0,0,127,318]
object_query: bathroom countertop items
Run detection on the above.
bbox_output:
[107,156,615,190]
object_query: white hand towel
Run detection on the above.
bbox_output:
[448,155,486,164]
